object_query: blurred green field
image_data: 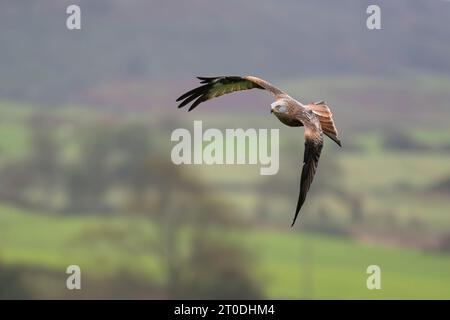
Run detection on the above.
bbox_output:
[188,149,450,231]
[1,205,450,299]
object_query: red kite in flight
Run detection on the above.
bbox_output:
[177,76,341,226]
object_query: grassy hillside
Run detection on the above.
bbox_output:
[1,206,450,299]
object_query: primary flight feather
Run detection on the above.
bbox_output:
[177,76,341,226]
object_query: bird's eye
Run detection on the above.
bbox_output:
[278,105,286,113]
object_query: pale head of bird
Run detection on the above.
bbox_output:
[270,101,288,115]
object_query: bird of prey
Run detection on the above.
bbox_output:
[176,76,341,226]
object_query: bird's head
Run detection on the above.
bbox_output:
[270,101,288,114]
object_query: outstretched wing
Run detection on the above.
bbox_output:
[176,76,284,111]
[292,124,323,227]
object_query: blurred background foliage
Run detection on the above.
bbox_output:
[0,0,450,299]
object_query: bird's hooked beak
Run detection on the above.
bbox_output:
[270,102,277,114]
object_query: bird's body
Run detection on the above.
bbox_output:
[177,76,341,226]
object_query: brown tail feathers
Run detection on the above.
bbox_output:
[308,101,341,147]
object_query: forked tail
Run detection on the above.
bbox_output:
[308,101,341,147]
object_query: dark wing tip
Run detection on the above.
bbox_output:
[290,214,299,227]
[290,135,323,227]
[177,76,254,111]
[188,96,205,111]
[176,82,211,109]
[177,77,219,108]
[291,199,303,227]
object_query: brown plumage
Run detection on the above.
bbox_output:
[176,76,341,226]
